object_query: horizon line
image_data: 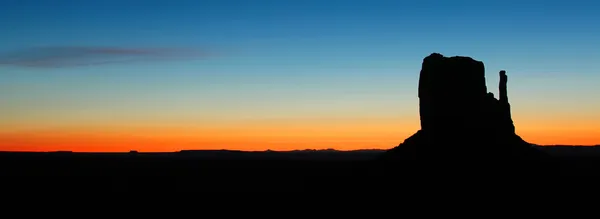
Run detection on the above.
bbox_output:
[2,144,600,153]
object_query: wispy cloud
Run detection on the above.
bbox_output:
[0,46,213,68]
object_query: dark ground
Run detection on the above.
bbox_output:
[1,146,598,192]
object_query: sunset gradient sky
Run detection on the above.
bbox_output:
[1,0,599,152]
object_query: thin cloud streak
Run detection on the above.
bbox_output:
[0,46,214,68]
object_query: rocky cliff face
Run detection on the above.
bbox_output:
[418,53,489,135]
[383,53,545,161]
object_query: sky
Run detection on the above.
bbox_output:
[1,0,599,152]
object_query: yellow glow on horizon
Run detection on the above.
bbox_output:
[1,115,598,152]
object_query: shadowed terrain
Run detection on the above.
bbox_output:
[2,146,600,191]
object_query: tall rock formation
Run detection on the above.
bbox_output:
[418,53,488,136]
[382,53,545,161]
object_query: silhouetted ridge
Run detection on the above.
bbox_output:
[382,53,546,161]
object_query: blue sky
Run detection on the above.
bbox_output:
[1,0,600,149]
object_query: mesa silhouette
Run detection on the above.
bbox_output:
[381,53,547,162]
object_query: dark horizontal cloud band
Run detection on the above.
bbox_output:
[0,46,213,68]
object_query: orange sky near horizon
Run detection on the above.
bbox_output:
[1,116,598,152]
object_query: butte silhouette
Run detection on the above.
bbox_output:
[381,53,547,162]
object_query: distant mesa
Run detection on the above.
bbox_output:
[381,53,547,161]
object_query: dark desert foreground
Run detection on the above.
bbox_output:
[1,146,600,192]
[1,149,388,191]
